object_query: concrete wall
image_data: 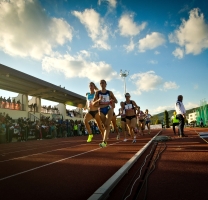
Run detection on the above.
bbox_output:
[0,108,28,120]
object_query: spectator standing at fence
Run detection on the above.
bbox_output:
[200,118,204,127]
[73,122,78,136]
[175,95,187,137]
[171,111,179,135]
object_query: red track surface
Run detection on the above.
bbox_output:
[0,128,208,200]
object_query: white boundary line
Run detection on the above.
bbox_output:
[194,130,208,144]
[0,146,102,181]
[0,143,89,163]
[88,130,162,200]
[0,141,123,181]
[0,141,73,155]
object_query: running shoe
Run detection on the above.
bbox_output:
[99,141,107,148]
[87,134,93,142]
[123,138,127,142]
[132,139,136,143]
[116,135,120,140]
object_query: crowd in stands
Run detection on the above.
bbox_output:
[0,112,100,143]
[0,96,21,110]
[66,109,82,118]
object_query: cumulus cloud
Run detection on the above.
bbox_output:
[0,0,73,60]
[154,51,160,55]
[152,105,175,115]
[163,81,179,91]
[172,48,184,59]
[130,71,179,95]
[118,14,147,37]
[138,32,166,52]
[130,71,163,94]
[148,60,158,64]
[123,38,135,52]
[72,9,110,50]
[169,8,208,57]
[98,0,117,8]
[42,51,117,83]
[185,102,199,110]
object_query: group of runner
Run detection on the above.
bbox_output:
[83,80,152,148]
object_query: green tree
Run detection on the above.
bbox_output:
[164,110,170,128]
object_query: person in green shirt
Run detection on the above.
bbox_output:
[171,111,179,135]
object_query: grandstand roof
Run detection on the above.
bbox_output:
[0,64,86,107]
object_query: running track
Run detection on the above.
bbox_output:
[0,128,208,200]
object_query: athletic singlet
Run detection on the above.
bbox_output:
[124,101,135,113]
[86,92,95,108]
[97,90,111,106]
[146,114,151,121]
[138,110,145,120]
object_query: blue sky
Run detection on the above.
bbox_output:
[0,0,208,115]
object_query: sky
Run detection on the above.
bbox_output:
[0,0,208,115]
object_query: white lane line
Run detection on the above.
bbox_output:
[195,130,208,144]
[0,146,101,181]
[0,141,74,155]
[0,140,72,153]
[0,143,88,163]
[0,141,122,181]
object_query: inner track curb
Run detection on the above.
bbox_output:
[88,129,162,200]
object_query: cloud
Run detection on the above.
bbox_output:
[98,0,117,8]
[0,0,73,60]
[185,102,199,110]
[138,32,166,52]
[130,71,179,95]
[152,105,174,115]
[42,51,117,83]
[118,14,147,37]
[163,81,179,91]
[130,71,163,94]
[154,51,160,55]
[123,38,135,52]
[169,8,208,57]
[172,48,184,59]
[72,9,110,50]
[148,60,158,64]
[152,101,199,114]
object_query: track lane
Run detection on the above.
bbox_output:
[0,131,160,200]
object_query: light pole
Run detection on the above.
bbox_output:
[119,69,129,95]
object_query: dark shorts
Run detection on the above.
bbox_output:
[145,120,150,125]
[100,106,111,115]
[126,115,136,120]
[121,117,126,122]
[139,119,145,123]
[88,110,98,118]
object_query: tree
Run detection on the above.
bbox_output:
[164,110,170,128]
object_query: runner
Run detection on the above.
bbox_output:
[111,112,120,140]
[93,79,118,148]
[116,101,128,141]
[84,82,104,142]
[137,107,146,136]
[145,109,152,134]
[123,93,139,143]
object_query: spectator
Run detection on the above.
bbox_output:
[171,111,179,135]
[200,118,204,127]
[175,95,187,137]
